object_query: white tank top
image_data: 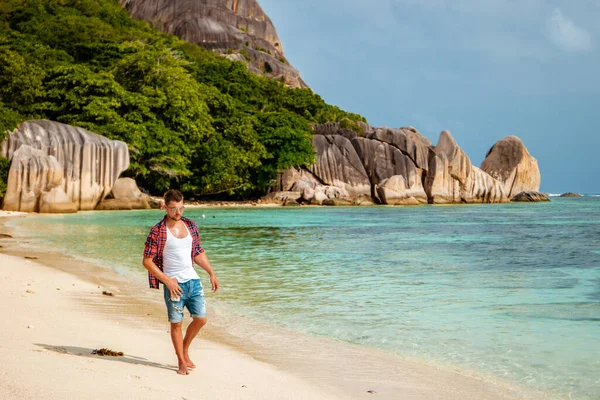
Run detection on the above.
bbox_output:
[163,224,200,283]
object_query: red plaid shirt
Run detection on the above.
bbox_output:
[143,216,204,289]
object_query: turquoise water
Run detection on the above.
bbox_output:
[9,197,600,399]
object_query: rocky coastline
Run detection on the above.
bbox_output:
[264,122,544,206]
[0,119,546,213]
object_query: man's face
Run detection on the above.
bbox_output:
[165,200,184,221]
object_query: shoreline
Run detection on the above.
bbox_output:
[0,252,341,400]
[0,212,342,400]
[0,212,559,400]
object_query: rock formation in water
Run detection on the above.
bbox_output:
[352,127,431,205]
[268,123,437,205]
[96,177,151,210]
[308,134,372,199]
[266,123,541,205]
[560,192,581,197]
[511,191,550,202]
[120,0,306,88]
[480,136,541,198]
[425,130,507,204]
[1,120,130,212]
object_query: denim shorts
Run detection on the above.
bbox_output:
[163,279,206,323]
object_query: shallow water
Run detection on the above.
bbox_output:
[9,197,600,399]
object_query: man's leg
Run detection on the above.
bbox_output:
[170,322,189,375]
[183,317,207,368]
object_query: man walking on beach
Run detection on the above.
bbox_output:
[143,189,219,375]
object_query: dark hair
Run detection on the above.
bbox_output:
[164,189,183,205]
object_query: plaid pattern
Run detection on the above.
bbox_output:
[144,216,204,289]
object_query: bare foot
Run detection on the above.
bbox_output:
[177,361,189,375]
[185,357,196,369]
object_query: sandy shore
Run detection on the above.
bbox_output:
[0,252,343,400]
[0,211,553,400]
[149,196,283,208]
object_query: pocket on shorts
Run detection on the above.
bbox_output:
[191,279,204,296]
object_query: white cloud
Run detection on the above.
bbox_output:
[547,8,593,52]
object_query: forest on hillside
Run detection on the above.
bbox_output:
[0,0,364,198]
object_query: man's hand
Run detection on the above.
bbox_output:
[210,275,220,293]
[165,276,182,298]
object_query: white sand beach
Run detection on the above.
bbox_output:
[0,252,341,400]
[0,212,552,400]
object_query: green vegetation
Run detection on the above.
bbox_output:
[238,48,251,62]
[0,102,20,198]
[0,0,364,197]
[254,46,271,55]
[339,117,365,135]
[0,156,9,198]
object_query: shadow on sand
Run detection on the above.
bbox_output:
[35,343,175,371]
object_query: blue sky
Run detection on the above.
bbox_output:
[260,0,600,194]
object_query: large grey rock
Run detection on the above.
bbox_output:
[310,190,328,205]
[461,166,508,204]
[3,145,77,213]
[376,175,427,205]
[1,120,129,212]
[39,187,78,213]
[108,177,150,209]
[309,124,432,205]
[272,167,319,192]
[481,136,541,198]
[352,136,427,204]
[290,177,318,193]
[365,126,432,170]
[425,131,507,204]
[322,198,355,206]
[266,162,370,205]
[309,135,372,199]
[269,125,540,206]
[95,199,134,210]
[259,191,302,205]
[120,0,306,88]
[511,191,550,202]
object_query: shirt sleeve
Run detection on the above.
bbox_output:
[144,226,159,258]
[189,221,204,258]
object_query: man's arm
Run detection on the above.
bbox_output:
[142,257,182,297]
[193,252,219,292]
